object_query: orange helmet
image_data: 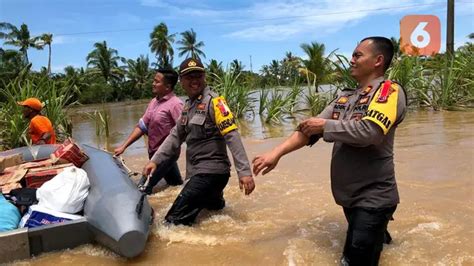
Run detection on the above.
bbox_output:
[17,97,43,111]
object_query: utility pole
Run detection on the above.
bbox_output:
[249,55,253,73]
[446,0,455,56]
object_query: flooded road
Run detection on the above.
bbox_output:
[14,103,474,265]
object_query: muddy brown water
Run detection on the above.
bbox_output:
[12,101,474,265]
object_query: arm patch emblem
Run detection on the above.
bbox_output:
[362,82,400,135]
[212,96,237,135]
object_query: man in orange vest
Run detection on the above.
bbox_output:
[17,97,56,144]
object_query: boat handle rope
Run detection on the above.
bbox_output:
[112,155,150,219]
[113,155,141,177]
[136,192,146,219]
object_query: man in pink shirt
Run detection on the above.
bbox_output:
[115,69,184,193]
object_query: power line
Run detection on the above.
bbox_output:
[54,2,447,37]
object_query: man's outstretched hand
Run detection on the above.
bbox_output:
[252,151,280,176]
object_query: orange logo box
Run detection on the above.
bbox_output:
[400,15,441,56]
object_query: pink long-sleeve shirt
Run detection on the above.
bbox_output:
[138,92,183,158]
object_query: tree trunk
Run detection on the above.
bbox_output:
[47,44,51,74]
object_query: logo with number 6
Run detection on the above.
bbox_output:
[400,15,440,56]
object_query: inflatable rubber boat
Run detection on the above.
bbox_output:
[0,144,153,263]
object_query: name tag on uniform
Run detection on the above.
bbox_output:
[190,113,206,125]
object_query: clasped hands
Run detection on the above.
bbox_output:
[296,117,326,137]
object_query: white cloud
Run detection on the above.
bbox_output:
[52,36,77,45]
[226,0,446,40]
[456,1,474,17]
[140,0,169,8]
[139,0,448,41]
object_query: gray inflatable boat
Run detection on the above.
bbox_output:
[0,144,154,263]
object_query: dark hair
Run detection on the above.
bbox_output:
[360,36,394,72]
[157,68,179,90]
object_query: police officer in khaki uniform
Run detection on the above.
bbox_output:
[253,37,406,265]
[143,58,255,225]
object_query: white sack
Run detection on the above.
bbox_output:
[37,166,90,213]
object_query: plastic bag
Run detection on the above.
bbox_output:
[36,166,90,214]
[19,204,83,228]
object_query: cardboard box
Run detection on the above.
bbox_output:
[0,153,23,173]
[0,167,27,194]
[50,138,89,167]
[0,182,22,194]
[24,163,73,188]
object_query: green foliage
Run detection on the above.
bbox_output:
[86,106,110,148]
[388,47,474,110]
[332,54,357,90]
[0,75,75,149]
[86,41,124,84]
[258,87,269,115]
[149,22,175,68]
[0,22,43,63]
[300,41,335,92]
[177,28,206,60]
[212,68,255,118]
[264,89,287,123]
[303,90,331,116]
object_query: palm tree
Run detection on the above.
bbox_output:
[269,60,281,85]
[300,41,333,92]
[40,33,53,74]
[230,59,244,73]
[206,59,223,86]
[390,37,401,59]
[86,41,123,84]
[0,22,42,63]
[126,55,152,97]
[281,51,301,84]
[177,28,206,60]
[149,22,175,68]
[0,48,27,83]
[207,59,223,76]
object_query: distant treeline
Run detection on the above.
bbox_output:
[0,22,473,149]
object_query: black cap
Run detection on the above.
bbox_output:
[179,58,205,76]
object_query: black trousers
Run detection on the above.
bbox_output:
[342,206,397,266]
[165,173,230,225]
[144,160,183,194]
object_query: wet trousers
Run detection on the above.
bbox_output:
[144,161,183,194]
[342,206,397,266]
[165,173,230,225]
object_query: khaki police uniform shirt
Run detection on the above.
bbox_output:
[317,76,407,208]
[151,86,252,179]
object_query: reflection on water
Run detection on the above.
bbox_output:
[69,99,309,152]
[22,102,474,265]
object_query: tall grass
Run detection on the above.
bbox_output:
[86,106,111,149]
[0,75,76,149]
[213,68,255,118]
[388,55,427,107]
[264,88,290,123]
[388,50,473,110]
[332,54,357,90]
[258,88,269,115]
[286,80,304,115]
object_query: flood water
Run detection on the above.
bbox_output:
[13,101,474,265]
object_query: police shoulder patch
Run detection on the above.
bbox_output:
[362,81,400,134]
[212,96,237,135]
